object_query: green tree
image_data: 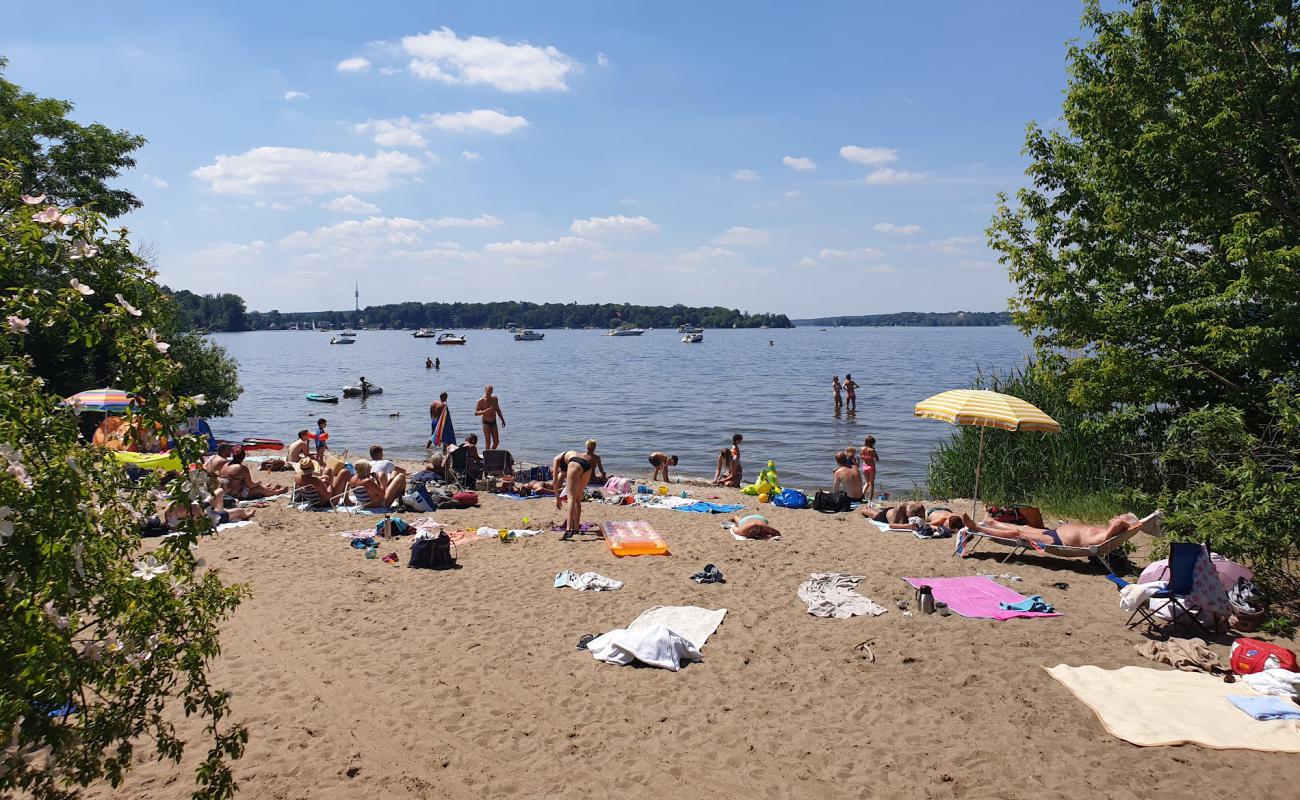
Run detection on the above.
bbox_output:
[0,168,247,798]
[958,0,1300,586]
[0,58,145,217]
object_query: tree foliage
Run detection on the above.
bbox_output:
[0,58,145,218]
[0,168,247,798]
[933,0,1300,592]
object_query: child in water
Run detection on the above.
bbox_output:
[861,435,878,499]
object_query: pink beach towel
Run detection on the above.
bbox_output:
[904,576,1061,620]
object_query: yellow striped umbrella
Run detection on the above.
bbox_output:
[914,389,1060,515]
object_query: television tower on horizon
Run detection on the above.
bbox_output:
[354,282,359,312]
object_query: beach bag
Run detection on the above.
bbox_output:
[813,490,852,513]
[402,484,438,512]
[452,490,479,507]
[409,532,456,570]
[1230,638,1297,674]
[773,488,808,509]
[603,476,633,495]
[375,517,410,538]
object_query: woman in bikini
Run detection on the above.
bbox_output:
[552,440,607,536]
[860,435,879,499]
[729,513,781,539]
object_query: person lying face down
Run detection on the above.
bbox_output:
[729,513,781,539]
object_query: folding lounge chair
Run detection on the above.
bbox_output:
[446,447,479,488]
[958,511,1162,572]
[289,483,347,510]
[346,484,400,514]
[1107,541,1214,638]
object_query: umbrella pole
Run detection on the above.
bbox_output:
[972,426,985,518]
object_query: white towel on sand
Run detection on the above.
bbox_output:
[554,570,624,592]
[1244,669,1300,698]
[798,573,888,619]
[627,605,727,649]
[587,625,702,671]
[1119,581,1167,610]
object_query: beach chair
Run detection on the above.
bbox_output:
[446,447,480,488]
[346,484,399,514]
[483,449,514,477]
[959,511,1162,573]
[288,482,347,510]
[1107,541,1213,638]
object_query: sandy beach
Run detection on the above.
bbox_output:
[87,480,1298,800]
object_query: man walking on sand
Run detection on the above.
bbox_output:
[475,385,506,451]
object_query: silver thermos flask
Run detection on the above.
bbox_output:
[916,585,935,614]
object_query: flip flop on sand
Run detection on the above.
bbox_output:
[576,634,596,650]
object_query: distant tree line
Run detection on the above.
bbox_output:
[169,295,793,331]
[793,311,1012,327]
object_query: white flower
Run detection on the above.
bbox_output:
[42,600,69,630]
[6,316,29,335]
[191,394,206,407]
[32,206,61,224]
[6,462,31,489]
[80,640,103,661]
[20,194,46,205]
[69,278,95,295]
[131,555,167,581]
[155,340,170,354]
[115,294,142,317]
[68,241,99,260]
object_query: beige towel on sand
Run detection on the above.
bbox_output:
[628,606,727,650]
[1045,664,1300,751]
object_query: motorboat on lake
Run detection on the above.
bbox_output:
[329,336,355,345]
[342,384,383,397]
[677,324,703,334]
[682,332,704,343]
[436,332,468,345]
[513,329,544,341]
[606,328,646,336]
[412,328,438,338]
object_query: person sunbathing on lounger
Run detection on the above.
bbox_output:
[295,459,348,503]
[348,459,407,510]
[219,448,285,501]
[961,512,1143,547]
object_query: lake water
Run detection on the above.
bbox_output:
[208,326,1031,493]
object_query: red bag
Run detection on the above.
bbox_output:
[1230,638,1297,674]
[452,491,479,507]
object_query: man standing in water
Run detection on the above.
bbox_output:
[428,391,456,450]
[475,385,506,451]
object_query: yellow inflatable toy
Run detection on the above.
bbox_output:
[112,451,183,471]
[741,460,781,497]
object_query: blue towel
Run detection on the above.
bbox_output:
[1227,695,1300,721]
[998,594,1055,613]
[674,502,744,514]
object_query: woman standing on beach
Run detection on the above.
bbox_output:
[552,440,606,536]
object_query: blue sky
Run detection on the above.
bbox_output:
[3,1,1086,318]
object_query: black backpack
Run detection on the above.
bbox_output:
[813,490,852,514]
[409,532,456,570]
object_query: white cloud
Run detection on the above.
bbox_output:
[818,247,884,261]
[596,52,610,67]
[732,169,760,181]
[143,174,169,189]
[795,256,818,269]
[281,214,503,252]
[283,90,309,101]
[192,147,424,195]
[354,117,427,148]
[569,215,660,238]
[714,226,771,246]
[425,109,528,135]
[865,168,926,185]
[194,240,267,261]
[840,145,898,165]
[784,190,804,198]
[930,235,980,254]
[957,259,998,270]
[399,27,578,92]
[782,155,816,171]
[682,246,739,264]
[461,150,481,161]
[336,56,371,73]
[873,222,922,235]
[322,194,381,214]
[482,236,596,256]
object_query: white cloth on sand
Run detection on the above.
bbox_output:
[587,606,727,671]
[1119,581,1167,611]
[1244,669,1300,698]
[475,526,543,538]
[587,625,702,671]
[216,520,257,532]
[798,573,888,619]
[555,570,624,592]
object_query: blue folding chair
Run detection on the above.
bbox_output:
[1107,542,1211,637]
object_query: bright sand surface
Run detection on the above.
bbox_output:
[87,480,1298,800]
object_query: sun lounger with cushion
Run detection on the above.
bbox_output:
[958,511,1162,572]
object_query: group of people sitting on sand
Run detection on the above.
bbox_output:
[828,437,879,501]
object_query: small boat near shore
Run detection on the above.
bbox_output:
[682,332,703,343]
[342,385,383,397]
[306,393,339,403]
[329,335,355,345]
[436,332,467,345]
[678,324,703,334]
[607,328,646,336]
[513,329,544,341]
[412,328,438,338]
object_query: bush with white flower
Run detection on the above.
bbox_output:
[0,164,248,799]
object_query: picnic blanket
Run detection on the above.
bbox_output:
[1045,665,1300,751]
[798,573,888,619]
[904,576,1061,620]
[674,501,744,514]
[587,606,727,671]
